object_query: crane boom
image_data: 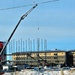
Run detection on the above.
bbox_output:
[0,4,37,56]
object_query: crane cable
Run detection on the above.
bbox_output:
[0,0,59,11]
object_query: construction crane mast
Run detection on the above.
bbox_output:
[0,4,37,64]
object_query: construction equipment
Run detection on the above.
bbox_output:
[0,4,37,69]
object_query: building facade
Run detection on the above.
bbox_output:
[0,41,6,64]
[46,50,66,66]
[67,50,75,67]
[12,49,67,67]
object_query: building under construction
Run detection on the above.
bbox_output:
[6,39,74,67]
[12,49,75,67]
[12,49,69,67]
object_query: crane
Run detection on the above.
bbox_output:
[0,4,37,66]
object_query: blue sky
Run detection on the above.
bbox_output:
[0,0,75,51]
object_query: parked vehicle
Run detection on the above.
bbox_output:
[62,67,71,70]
